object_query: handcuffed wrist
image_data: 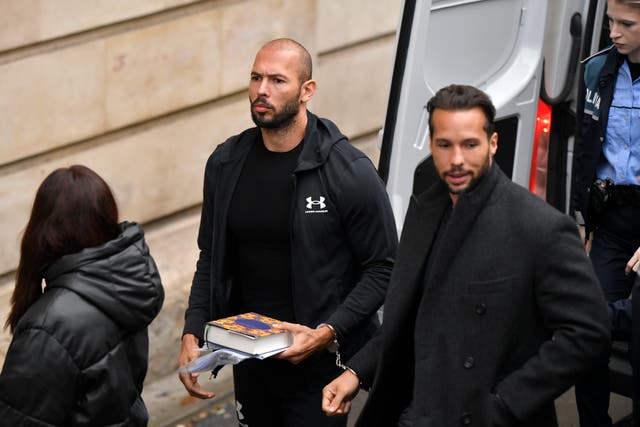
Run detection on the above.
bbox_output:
[316,322,337,337]
[345,366,359,380]
[316,323,339,352]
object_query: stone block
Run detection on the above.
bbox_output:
[0,10,224,165]
[144,212,201,381]
[218,0,317,91]
[0,97,252,276]
[351,131,382,168]
[0,0,39,53]
[0,0,199,52]
[104,10,221,129]
[0,40,107,165]
[1,0,318,165]
[0,276,14,360]
[312,36,396,138]
[316,0,402,53]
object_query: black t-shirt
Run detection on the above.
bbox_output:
[227,138,303,321]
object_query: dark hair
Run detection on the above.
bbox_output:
[613,0,640,8]
[6,165,120,332]
[262,38,313,82]
[426,84,496,139]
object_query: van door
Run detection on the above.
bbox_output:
[379,0,586,228]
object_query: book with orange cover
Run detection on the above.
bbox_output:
[204,312,293,356]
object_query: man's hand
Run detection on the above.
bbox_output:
[578,225,593,253]
[178,334,215,399]
[322,369,360,416]
[626,246,640,275]
[273,322,335,364]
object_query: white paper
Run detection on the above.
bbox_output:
[178,344,286,375]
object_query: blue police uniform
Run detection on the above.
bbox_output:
[573,45,640,427]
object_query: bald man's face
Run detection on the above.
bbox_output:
[249,47,306,129]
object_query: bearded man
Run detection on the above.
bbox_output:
[178,38,397,427]
[323,84,610,427]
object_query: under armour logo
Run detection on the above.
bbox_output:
[236,400,248,427]
[306,196,326,210]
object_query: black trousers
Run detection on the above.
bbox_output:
[232,351,347,427]
[576,205,640,427]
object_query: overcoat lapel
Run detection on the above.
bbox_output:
[422,163,502,292]
[385,181,450,314]
[369,178,451,419]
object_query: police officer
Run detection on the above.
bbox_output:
[573,1,640,425]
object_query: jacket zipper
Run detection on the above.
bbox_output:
[289,172,298,323]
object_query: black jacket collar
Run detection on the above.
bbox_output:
[218,110,347,172]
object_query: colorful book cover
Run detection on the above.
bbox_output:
[208,312,286,339]
[204,312,293,356]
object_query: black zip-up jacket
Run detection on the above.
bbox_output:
[573,45,620,233]
[0,222,164,426]
[183,111,398,359]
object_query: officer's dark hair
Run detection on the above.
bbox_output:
[614,0,640,9]
[426,84,496,139]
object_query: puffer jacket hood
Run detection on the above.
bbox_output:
[44,221,163,332]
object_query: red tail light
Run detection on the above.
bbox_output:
[529,98,552,200]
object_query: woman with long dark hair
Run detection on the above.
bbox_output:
[0,165,164,426]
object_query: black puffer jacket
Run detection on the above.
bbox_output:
[0,222,164,426]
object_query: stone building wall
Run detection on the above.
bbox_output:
[0,0,401,382]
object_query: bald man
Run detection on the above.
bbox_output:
[178,38,397,427]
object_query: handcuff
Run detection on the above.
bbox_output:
[316,323,346,369]
[316,323,361,383]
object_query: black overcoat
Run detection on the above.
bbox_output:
[349,163,610,426]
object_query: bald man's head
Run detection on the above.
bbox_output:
[259,38,312,83]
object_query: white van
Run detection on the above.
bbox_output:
[379,0,630,402]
